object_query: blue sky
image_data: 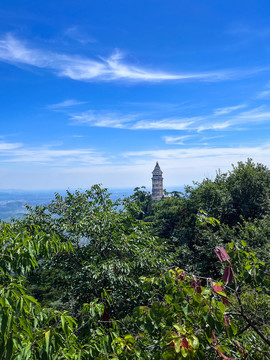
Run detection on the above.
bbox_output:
[1,0,270,190]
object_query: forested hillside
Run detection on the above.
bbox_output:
[0,159,269,359]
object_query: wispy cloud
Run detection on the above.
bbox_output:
[0,141,22,150]
[198,106,270,132]
[198,135,225,142]
[0,34,264,83]
[132,119,195,130]
[123,144,270,161]
[235,106,270,121]
[213,104,246,116]
[70,109,197,130]
[69,103,270,134]
[163,135,192,145]
[64,26,96,44]
[0,142,108,166]
[70,110,138,128]
[197,121,231,132]
[48,99,87,110]
[256,90,270,99]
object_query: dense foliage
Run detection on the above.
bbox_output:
[0,159,269,359]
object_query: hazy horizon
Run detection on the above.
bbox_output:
[0,185,186,222]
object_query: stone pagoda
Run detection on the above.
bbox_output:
[152,162,163,200]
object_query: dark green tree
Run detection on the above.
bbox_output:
[20,185,174,317]
[126,186,152,220]
[190,159,270,226]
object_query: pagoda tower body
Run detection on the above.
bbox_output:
[152,162,163,200]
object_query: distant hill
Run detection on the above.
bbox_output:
[0,188,134,222]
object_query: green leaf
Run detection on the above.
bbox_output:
[174,337,182,353]
[22,344,32,359]
[96,328,103,336]
[124,335,135,344]
[189,335,199,350]
[217,301,226,314]
[181,345,189,358]
[230,322,238,335]
[45,329,50,353]
[165,294,173,304]
[226,326,234,339]
[173,324,186,334]
[205,326,212,344]
[61,315,68,337]
[23,295,39,306]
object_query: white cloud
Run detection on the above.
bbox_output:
[197,121,231,132]
[132,119,195,130]
[0,34,49,67]
[0,34,262,83]
[163,135,192,145]
[70,109,198,130]
[197,105,270,132]
[69,103,270,134]
[48,99,87,110]
[198,135,225,142]
[64,26,96,44]
[0,143,108,166]
[235,106,270,121]
[123,144,270,162]
[0,141,22,150]
[214,104,246,116]
[257,90,270,99]
[70,110,137,128]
